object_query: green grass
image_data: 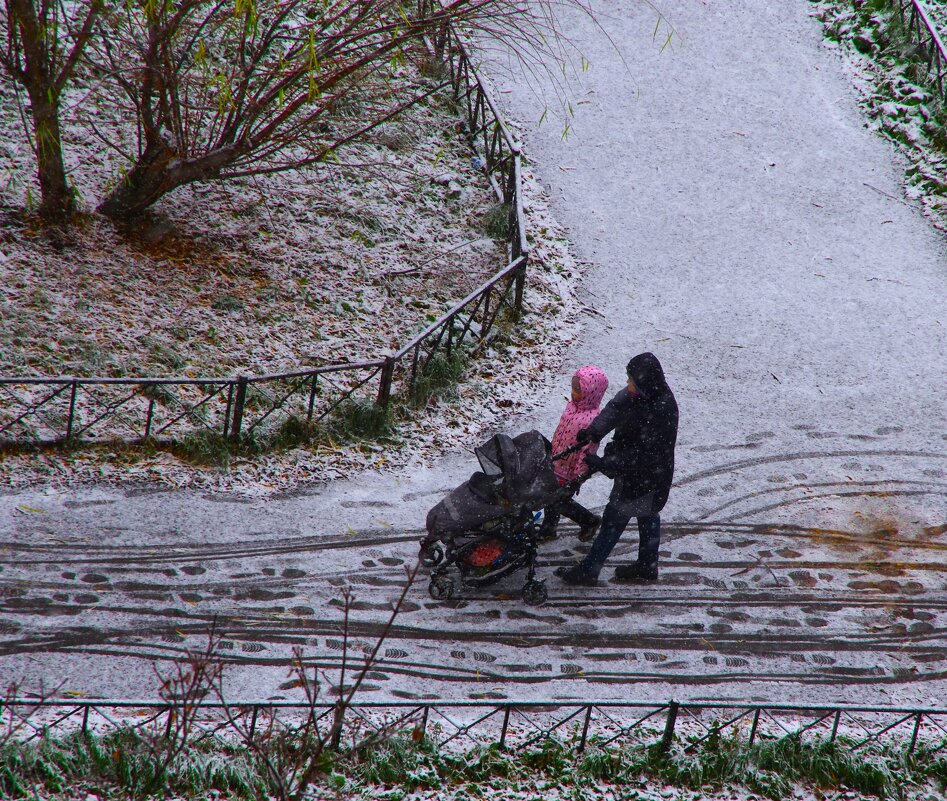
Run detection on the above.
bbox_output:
[340,730,947,801]
[483,202,511,241]
[322,398,394,442]
[812,0,947,226]
[0,731,267,799]
[1,272,516,468]
[175,429,234,468]
[210,294,245,313]
[1,725,946,800]
[408,349,467,408]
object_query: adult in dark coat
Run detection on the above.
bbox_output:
[556,352,678,585]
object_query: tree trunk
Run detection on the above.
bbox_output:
[98,139,242,220]
[29,91,74,221]
[97,137,179,219]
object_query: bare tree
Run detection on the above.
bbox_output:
[139,622,225,792]
[0,0,105,220]
[217,561,421,801]
[0,677,63,748]
[87,0,588,219]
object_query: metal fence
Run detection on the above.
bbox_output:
[895,0,947,101]
[0,9,528,448]
[6,698,947,757]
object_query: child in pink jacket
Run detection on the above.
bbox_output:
[540,365,609,541]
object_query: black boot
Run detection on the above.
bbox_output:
[537,522,558,542]
[537,508,560,542]
[614,561,658,582]
[577,514,602,543]
[555,564,598,586]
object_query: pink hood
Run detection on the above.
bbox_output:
[551,365,609,482]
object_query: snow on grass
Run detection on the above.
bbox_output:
[0,57,584,495]
[0,81,506,379]
[810,0,947,229]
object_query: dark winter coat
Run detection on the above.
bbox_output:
[583,353,679,512]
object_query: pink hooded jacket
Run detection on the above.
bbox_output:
[551,365,609,483]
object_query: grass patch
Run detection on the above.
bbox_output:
[175,429,233,468]
[0,731,267,800]
[210,294,245,313]
[812,0,947,227]
[483,202,511,241]
[271,413,312,450]
[1,725,947,800]
[324,398,393,441]
[340,731,947,800]
[0,283,510,465]
[409,349,467,408]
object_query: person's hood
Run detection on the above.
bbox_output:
[626,352,668,400]
[574,365,609,411]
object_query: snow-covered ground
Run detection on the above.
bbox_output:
[1,0,945,711]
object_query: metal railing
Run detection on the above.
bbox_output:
[6,698,947,756]
[0,7,529,448]
[895,0,947,101]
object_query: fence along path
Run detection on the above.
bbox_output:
[7,697,947,756]
[896,0,947,101]
[0,9,528,448]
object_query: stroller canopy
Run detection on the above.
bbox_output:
[472,431,559,509]
[427,430,560,537]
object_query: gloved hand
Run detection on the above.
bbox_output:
[584,452,616,478]
[575,427,593,446]
[584,452,604,472]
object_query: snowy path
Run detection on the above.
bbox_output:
[2,0,946,707]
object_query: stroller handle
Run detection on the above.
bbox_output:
[552,440,600,486]
[551,440,586,461]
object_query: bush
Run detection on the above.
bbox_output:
[409,349,467,408]
[324,399,393,442]
[483,202,511,240]
[176,429,232,468]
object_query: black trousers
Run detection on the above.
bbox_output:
[541,496,599,536]
[582,507,661,577]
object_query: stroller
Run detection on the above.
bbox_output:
[420,430,587,606]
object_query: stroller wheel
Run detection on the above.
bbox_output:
[522,579,548,606]
[429,575,455,601]
[420,540,445,568]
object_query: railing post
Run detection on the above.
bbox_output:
[908,712,923,753]
[307,375,318,423]
[748,707,761,747]
[661,702,679,753]
[81,705,89,734]
[376,357,395,408]
[144,394,155,440]
[499,704,511,750]
[229,376,248,441]
[830,709,841,743]
[514,256,527,318]
[65,379,78,440]
[223,382,235,435]
[331,701,344,749]
[410,344,421,394]
[938,50,944,100]
[249,706,258,739]
[578,705,593,753]
[506,157,518,243]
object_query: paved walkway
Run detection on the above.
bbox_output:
[2,0,945,707]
